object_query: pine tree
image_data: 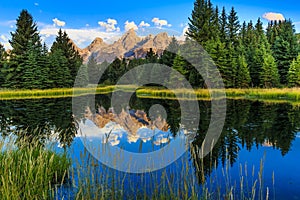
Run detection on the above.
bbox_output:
[87,54,100,84]
[0,43,6,87]
[75,64,88,87]
[226,7,241,47]
[49,49,71,88]
[160,37,179,67]
[9,10,41,61]
[236,55,251,88]
[260,53,280,88]
[273,37,292,85]
[270,19,299,85]
[288,55,300,87]
[219,7,227,43]
[50,29,83,87]
[187,0,214,44]
[7,10,43,88]
[145,48,158,63]
[22,41,44,89]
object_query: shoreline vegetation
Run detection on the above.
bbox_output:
[1,85,300,103]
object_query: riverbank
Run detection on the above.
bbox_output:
[0,86,300,103]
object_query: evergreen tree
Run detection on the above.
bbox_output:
[9,10,41,61]
[260,53,280,88]
[236,55,251,88]
[107,58,125,85]
[75,64,88,87]
[145,48,158,63]
[272,20,299,85]
[49,49,71,88]
[187,0,214,44]
[171,52,188,85]
[226,7,240,46]
[87,54,100,84]
[160,37,179,67]
[50,29,83,87]
[288,55,300,87]
[273,37,292,85]
[7,10,43,88]
[0,43,6,87]
[22,41,44,89]
[219,7,227,43]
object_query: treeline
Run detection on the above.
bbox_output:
[1,2,300,90]
[92,0,300,88]
[0,10,85,89]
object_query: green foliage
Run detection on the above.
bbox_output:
[160,37,179,67]
[235,55,251,88]
[288,55,300,87]
[226,7,240,46]
[50,29,83,87]
[0,139,70,200]
[187,0,216,44]
[170,52,188,87]
[87,54,100,84]
[260,53,280,88]
[49,49,72,88]
[145,48,158,63]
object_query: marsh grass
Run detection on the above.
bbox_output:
[0,138,70,200]
[1,86,300,103]
[63,141,274,200]
[136,87,300,103]
[0,85,137,100]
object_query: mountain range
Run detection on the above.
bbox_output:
[73,29,173,63]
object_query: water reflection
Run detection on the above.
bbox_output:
[0,98,76,146]
[0,95,299,178]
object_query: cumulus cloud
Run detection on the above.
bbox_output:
[0,34,8,41]
[139,21,150,27]
[98,18,120,32]
[125,21,138,31]
[263,12,285,21]
[40,27,122,48]
[152,18,171,28]
[52,18,66,27]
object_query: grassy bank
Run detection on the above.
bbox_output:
[0,139,70,200]
[136,87,300,102]
[1,86,300,103]
[0,85,136,100]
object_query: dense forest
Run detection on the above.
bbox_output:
[1,0,300,89]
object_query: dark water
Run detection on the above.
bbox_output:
[0,94,300,199]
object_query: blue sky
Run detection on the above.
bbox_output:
[0,0,300,49]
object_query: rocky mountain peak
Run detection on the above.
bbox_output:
[118,28,141,51]
[79,30,174,63]
[87,37,107,52]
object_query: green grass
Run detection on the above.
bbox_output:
[136,87,300,103]
[70,142,273,200]
[1,86,300,103]
[0,85,137,100]
[0,138,70,200]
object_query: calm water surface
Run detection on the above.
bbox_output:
[0,93,299,199]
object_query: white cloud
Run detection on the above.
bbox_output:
[263,12,285,21]
[125,21,138,31]
[40,27,122,48]
[52,18,66,27]
[177,26,189,41]
[98,18,120,32]
[0,34,8,41]
[0,34,11,49]
[34,2,39,6]
[152,18,171,28]
[139,21,150,27]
